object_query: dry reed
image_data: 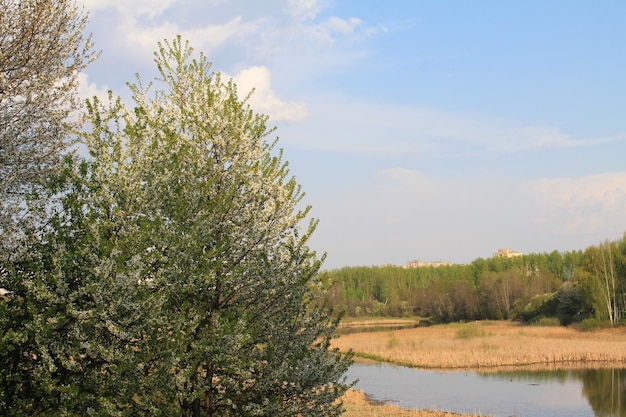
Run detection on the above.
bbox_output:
[341,389,486,417]
[333,320,626,370]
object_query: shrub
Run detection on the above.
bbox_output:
[530,317,561,327]
[577,318,611,331]
[455,323,488,339]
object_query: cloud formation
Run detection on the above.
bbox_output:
[279,93,625,155]
[531,172,626,235]
[287,0,321,21]
[309,167,626,268]
[81,0,381,121]
[230,66,309,122]
[82,0,380,64]
[77,72,110,104]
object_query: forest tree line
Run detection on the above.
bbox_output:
[322,234,626,325]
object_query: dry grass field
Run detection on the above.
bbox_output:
[333,320,626,369]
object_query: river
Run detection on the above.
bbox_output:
[346,363,626,417]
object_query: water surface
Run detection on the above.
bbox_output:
[347,363,626,417]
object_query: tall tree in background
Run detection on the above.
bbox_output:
[583,239,625,325]
[0,0,96,259]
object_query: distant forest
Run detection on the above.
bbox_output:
[322,233,626,325]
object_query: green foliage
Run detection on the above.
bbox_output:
[531,317,561,327]
[323,247,618,325]
[1,37,352,416]
[577,318,611,332]
[555,282,583,325]
[323,236,626,328]
[515,292,558,323]
[324,253,571,323]
[0,204,159,415]
[515,282,584,326]
[454,323,488,339]
[581,237,626,324]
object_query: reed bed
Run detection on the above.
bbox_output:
[333,320,626,369]
[341,389,486,417]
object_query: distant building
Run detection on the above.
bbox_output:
[405,260,452,268]
[493,248,523,258]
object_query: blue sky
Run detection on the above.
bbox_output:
[78,0,626,269]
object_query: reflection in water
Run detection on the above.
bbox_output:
[581,368,624,417]
[347,364,626,417]
[484,368,626,417]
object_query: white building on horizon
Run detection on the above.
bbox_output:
[492,248,523,258]
[405,260,452,268]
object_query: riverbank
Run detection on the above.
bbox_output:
[334,320,626,369]
[341,389,485,417]
[336,319,626,417]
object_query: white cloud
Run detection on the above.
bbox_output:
[77,72,110,103]
[229,66,309,122]
[287,0,321,21]
[295,16,375,46]
[326,16,363,35]
[280,93,625,155]
[530,172,626,235]
[121,15,258,56]
[80,0,385,102]
[82,0,176,18]
[491,126,623,152]
[121,18,179,52]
